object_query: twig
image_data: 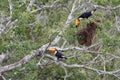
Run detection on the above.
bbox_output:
[8,0,13,16]
[1,75,6,80]
[27,0,35,11]
[61,65,69,80]
[37,42,51,66]
[31,4,66,13]
[0,19,18,34]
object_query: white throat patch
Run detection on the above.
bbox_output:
[54,51,57,55]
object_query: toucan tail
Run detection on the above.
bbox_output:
[93,9,97,12]
[62,56,67,59]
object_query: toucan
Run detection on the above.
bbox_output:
[48,48,67,60]
[78,9,97,19]
[75,9,97,28]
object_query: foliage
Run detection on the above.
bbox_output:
[0,0,120,80]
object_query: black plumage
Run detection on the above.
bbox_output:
[79,9,97,19]
[55,50,67,60]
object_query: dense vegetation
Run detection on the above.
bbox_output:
[0,0,120,80]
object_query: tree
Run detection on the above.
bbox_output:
[0,0,120,80]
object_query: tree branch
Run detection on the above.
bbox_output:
[27,0,35,11]
[8,0,13,16]
[0,49,40,74]
[0,19,18,34]
[45,54,120,79]
[31,0,66,13]
[65,0,78,27]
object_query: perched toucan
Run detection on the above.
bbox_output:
[78,9,97,19]
[48,48,67,60]
[75,9,97,28]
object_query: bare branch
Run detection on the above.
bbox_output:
[61,38,67,48]
[0,19,18,34]
[31,0,66,13]
[37,42,51,66]
[0,42,51,74]
[65,0,78,27]
[45,54,120,79]
[89,2,120,10]
[111,5,120,10]
[59,61,119,77]
[1,75,6,80]
[0,54,6,65]
[0,44,120,79]
[61,65,71,80]
[114,15,120,31]
[0,49,40,74]
[8,0,13,16]
[27,0,35,11]
[32,4,66,13]
[0,51,11,65]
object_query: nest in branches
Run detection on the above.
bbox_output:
[76,20,100,46]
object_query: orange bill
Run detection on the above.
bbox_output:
[48,48,56,54]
